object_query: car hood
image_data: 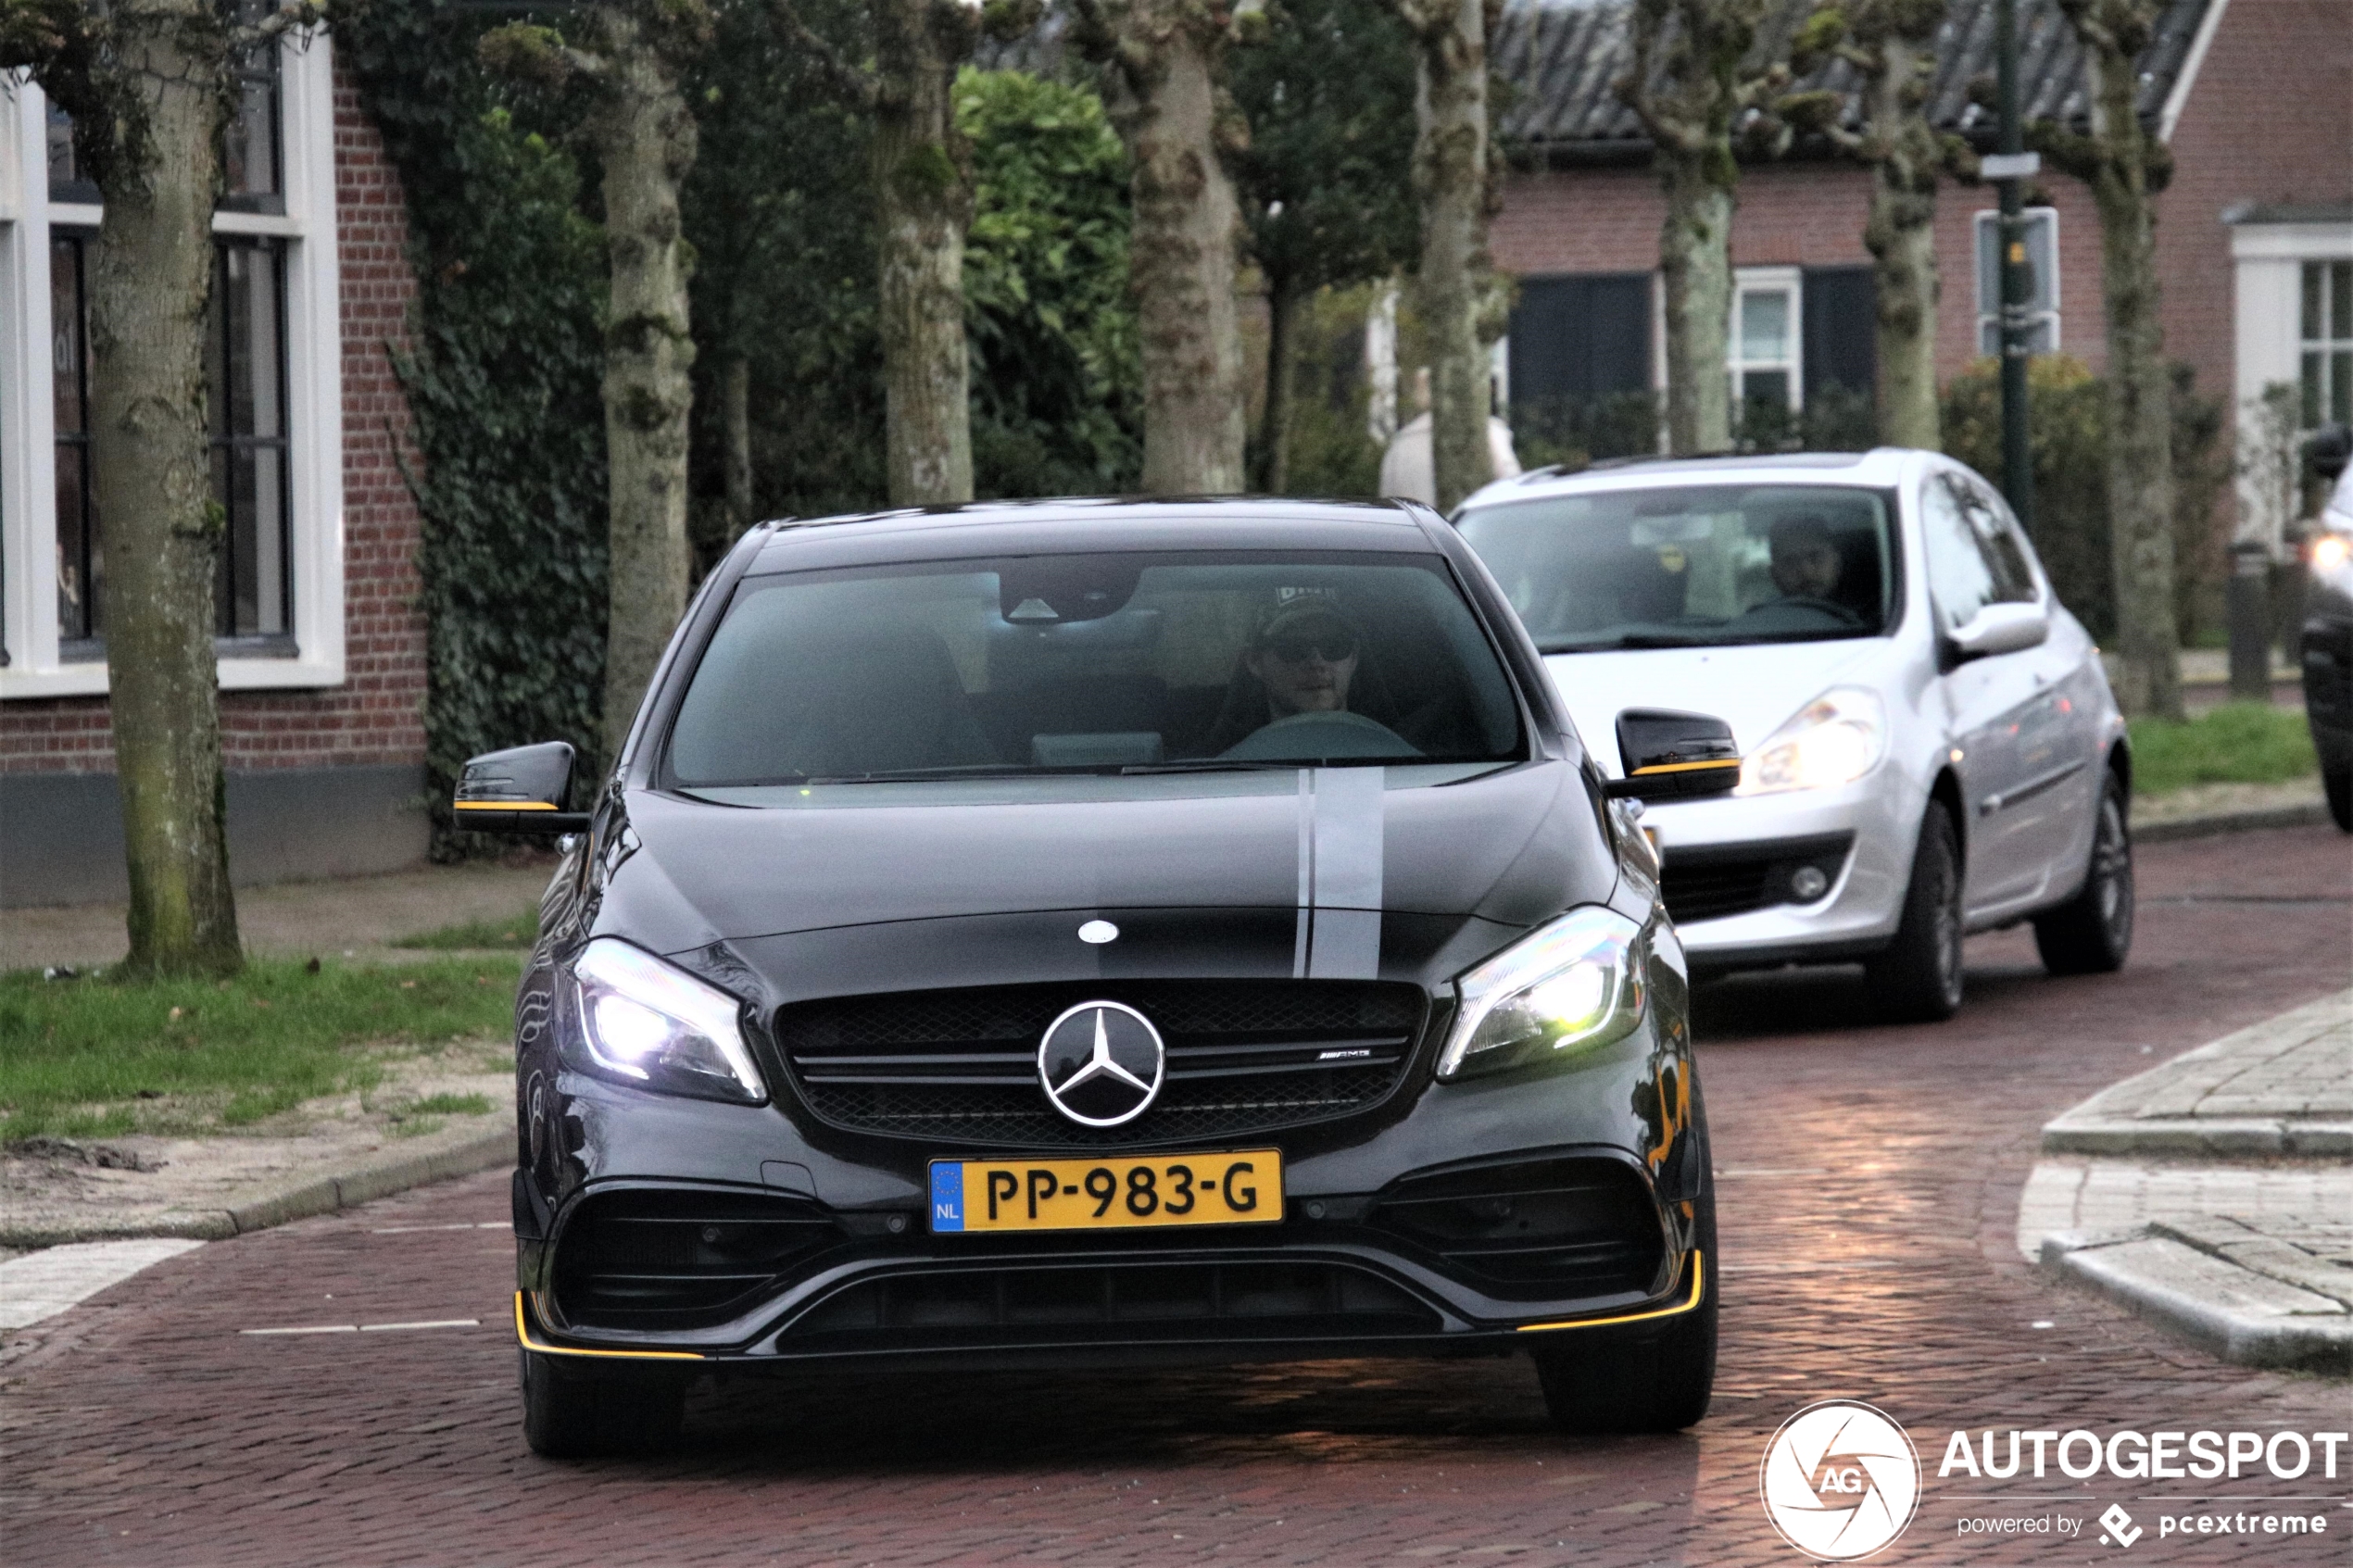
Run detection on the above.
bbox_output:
[1544,639,1888,774]
[593,761,1613,957]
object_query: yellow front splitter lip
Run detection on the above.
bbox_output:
[1514,1251,1704,1335]
[515,1293,706,1361]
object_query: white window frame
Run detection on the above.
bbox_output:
[1730,265,1803,413]
[0,32,343,700]
[1972,207,2062,357]
[2231,217,2353,552]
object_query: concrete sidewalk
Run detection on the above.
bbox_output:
[2020,990,2353,1373]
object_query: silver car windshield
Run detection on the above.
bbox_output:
[665,552,1525,787]
[1457,483,1899,653]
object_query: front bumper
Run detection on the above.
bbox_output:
[513,1020,1708,1367]
[1640,774,1919,972]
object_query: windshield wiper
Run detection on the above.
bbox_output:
[1538,632,1710,653]
[798,765,1051,784]
[1118,759,1302,775]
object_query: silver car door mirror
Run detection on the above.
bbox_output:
[1947,601,2049,661]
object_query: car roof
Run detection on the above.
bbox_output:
[1458,446,1926,509]
[741,495,1443,574]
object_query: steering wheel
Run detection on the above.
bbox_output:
[1773,595,1868,628]
[1217,710,1424,761]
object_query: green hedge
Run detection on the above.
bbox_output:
[338,0,610,850]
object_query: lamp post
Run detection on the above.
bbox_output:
[1986,0,2037,535]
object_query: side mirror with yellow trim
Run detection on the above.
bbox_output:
[1604,709,1741,803]
[453,742,589,835]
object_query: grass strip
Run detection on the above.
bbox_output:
[0,956,522,1142]
[392,907,541,950]
[2127,704,2318,797]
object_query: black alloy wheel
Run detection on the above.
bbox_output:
[2032,771,2135,975]
[520,1348,686,1459]
[1867,802,1965,1023]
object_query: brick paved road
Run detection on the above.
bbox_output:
[4,825,2347,1567]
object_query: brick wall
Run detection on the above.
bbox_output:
[2157,0,2353,420]
[0,65,427,779]
[1494,161,2113,386]
[1494,0,2352,411]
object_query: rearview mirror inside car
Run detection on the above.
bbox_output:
[452,742,589,835]
[1946,601,2048,663]
[1604,709,1742,802]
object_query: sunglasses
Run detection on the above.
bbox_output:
[1264,633,1357,663]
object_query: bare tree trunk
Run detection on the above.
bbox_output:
[1082,0,1250,495]
[1658,156,1733,454]
[2045,0,2179,718]
[591,8,699,757]
[722,352,753,533]
[874,0,975,506]
[1860,33,1939,448]
[1786,4,1945,449]
[1622,0,1771,457]
[65,0,245,976]
[1403,0,1495,510]
[1259,279,1298,492]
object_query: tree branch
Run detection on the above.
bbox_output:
[233,1,329,49]
[478,21,607,87]
[770,0,877,108]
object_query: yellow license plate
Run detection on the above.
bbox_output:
[928,1150,1283,1234]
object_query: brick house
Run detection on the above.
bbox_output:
[0,34,431,906]
[1490,0,2353,547]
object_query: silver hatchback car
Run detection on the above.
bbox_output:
[1455,449,2134,1022]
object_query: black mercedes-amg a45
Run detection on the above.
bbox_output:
[457,498,1731,1456]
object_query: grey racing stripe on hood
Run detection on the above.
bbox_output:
[1294,767,1386,980]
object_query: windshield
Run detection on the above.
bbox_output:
[664,552,1525,787]
[1456,483,1899,652]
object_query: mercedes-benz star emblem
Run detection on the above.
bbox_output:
[1038,1000,1165,1127]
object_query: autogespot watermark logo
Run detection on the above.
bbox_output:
[1759,1400,1923,1562]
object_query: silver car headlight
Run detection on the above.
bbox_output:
[1736,686,1887,795]
[1437,907,1647,1080]
[568,937,767,1104]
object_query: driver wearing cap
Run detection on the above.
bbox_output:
[1245,597,1362,724]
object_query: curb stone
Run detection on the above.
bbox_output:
[2133,801,2331,842]
[0,1124,510,1249]
[2028,992,2353,1375]
[2042,1228,2353,1374]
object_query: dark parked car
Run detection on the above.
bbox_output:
[460,499,1724,1456]
[2302,426,2353,833]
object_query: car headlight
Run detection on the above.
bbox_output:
[1735,687,1887,795]
[568,937,767,1104]
[1437,907,1647,1080]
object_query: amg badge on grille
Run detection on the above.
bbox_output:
[1038,1001,1165,1127]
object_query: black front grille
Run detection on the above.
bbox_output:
[1370,1156,1664,1299]
[1660,832,1855,924]
[776,980,1427,1147]
[553,1189,844,1331]
[787,1260,1439,1347]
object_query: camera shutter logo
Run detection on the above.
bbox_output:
[1038,1001,1165,1127]
[1758,1400,1922,1561]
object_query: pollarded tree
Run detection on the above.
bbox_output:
[1617,0,1778,455]
[1228,0,1417,493]
[782,0,986,506]
[1072,0,1252,495]
[2033,0,2180,719]
[480,1,712,759]
[0,0,323,976]
[1394,0,1498,510]
[1781,0,1961,448]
